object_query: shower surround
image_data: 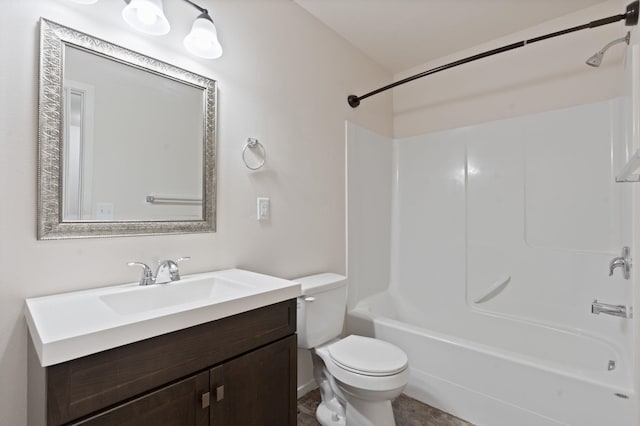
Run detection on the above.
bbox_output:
[346,98,637,425]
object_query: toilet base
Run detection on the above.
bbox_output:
[316,401,346,426]
[316,399,396,426]
[345,398,395,426]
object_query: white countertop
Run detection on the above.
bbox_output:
[25,269,301,367]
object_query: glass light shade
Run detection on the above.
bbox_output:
[122,0,170,35]
[184,14,223,59]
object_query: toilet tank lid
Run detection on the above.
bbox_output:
[294,273,346,296]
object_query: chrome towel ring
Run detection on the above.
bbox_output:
[242,137,266,170]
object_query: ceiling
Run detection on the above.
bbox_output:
[294,0,609,73]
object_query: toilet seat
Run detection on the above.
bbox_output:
[328,335,408,377]
[314,336,410,393]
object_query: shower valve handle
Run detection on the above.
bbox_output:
[609,247,631,280]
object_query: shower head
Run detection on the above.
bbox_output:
[586,32,631,67]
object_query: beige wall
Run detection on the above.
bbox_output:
[0,1,392,424]
[393,0,629,137]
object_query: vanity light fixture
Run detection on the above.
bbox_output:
[68,0,224,59]
[120,0,223,59]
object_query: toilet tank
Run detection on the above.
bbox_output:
[295,273,347,349]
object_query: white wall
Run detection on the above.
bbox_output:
[390,127,467,316]
[392,100,633,346]
[393,0,629,137]
[346,122,393,309]
[0,1,392,424]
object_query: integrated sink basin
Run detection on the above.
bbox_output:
[25,269,301,367]
[99,276,254,315]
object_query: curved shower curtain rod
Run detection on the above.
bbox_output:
[347,0,639,108]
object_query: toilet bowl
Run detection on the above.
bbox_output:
[296,273,409,426]
[314,336,409,426]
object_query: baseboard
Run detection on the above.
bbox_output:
[297,380,318,399]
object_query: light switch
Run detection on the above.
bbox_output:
[257,197,270,220]
[96,202,114,220]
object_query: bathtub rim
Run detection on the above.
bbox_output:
[349,297,635,394]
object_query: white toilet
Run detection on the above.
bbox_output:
[296,273,409,426]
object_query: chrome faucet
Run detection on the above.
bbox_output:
[155,257,190,284]
[128,257,190,286]
[591,300,632,319]
[609,247,631,280]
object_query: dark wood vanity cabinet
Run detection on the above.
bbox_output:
[73,370,210,426]
[30,300,297,426]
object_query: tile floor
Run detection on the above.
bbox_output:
[297,389,473,425]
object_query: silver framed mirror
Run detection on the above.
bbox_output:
[38,18,217,239]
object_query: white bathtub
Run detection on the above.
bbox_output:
[348,291,636,426]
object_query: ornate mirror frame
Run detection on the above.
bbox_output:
[38,19,217,239]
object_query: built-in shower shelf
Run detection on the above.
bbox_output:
[616,149,640,182]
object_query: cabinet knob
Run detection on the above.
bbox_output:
[216,385,225,402]
[201,392,210,408]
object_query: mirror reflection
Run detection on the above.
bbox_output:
[63,45,205,222]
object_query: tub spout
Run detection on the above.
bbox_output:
[591,300,632,319]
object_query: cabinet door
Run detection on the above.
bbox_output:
[210,335,296,426]
[73,371,209,426]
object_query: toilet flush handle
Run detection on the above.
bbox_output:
[304,296,316,302]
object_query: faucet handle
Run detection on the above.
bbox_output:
[127,262,154,286]
[609,247,631,279]
[171,257,190,281]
